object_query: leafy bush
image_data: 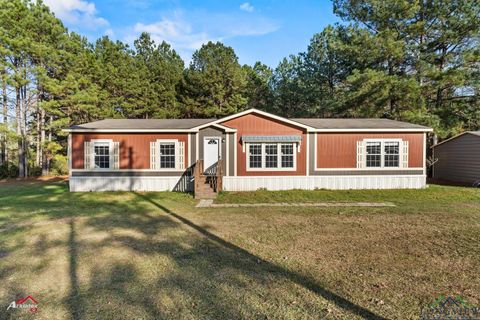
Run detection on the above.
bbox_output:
[0,162,19,179]
[29,166,42,177]
[51,155,68,175]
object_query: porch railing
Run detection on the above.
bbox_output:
[193,159,223,194]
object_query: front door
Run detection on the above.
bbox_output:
[203,137,221,172]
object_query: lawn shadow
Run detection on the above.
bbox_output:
[128,192,386,320]
[65,218,84,320]
[1,181,386,319]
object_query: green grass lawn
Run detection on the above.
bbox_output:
[0,181,479,319]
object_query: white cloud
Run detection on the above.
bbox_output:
[104,28,115,38]
[133,14,215,53]
[240,2,254,12]
[130,10,278,62]
[44,0,108,29]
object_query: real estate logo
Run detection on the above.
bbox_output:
[6,295,38,313]
[420,295,479,320]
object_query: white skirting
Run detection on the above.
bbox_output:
[223,175,426,191]
[69,176,191,192]
[70,175,426,192]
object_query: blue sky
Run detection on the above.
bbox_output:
[44,0,340,67]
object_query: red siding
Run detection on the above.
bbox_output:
[316,133,424,168]
[72,133,188,169]
[222,113,307,176]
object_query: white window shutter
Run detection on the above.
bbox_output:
[401,140,409,168]
[112,142,120,170]
[84,141,92,169]
[150,141,157,170]
[356,140,366,168]
[176,141,185,170]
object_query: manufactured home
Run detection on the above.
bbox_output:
[65,109,432,196]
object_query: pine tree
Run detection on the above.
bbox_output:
[181,42,248,118]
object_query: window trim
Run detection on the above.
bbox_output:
[91,139,114,171]
[154,139,185,172]
[246,142,297,171]
[158,140,176,170]
[363,138,402,169]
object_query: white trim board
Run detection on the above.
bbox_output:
[210,123,236,132]
[188,133,192,167]
[313,167,424,171]
[64,127,432,133]
[423,132,427,175]
[233,132,237,176]
[226,133,229,176]
[306,133,309,176]
[63,128,199,133]
[312,128,432,133]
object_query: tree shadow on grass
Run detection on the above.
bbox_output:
[1,181,386,319]
[82,192,385,319]
[140,192,385,319]
[65,218,84,320]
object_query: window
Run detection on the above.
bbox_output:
[281,144,294,168]
[247,143,296,170]
[159,143,175,168]
[94,142,110,169]
[366,142,381,167]
[365,140,401,168]
[249,144,262,168]
[265,144,278,168]
[384,141,400,167]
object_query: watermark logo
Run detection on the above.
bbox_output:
[6,295,38,313]
[420,295,479,320]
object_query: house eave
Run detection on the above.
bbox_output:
[63,127,432,134]
[62,128,200,133]
[311,128,433,133]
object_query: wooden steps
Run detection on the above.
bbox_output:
[193,159,223,199]
[194,175,217,199]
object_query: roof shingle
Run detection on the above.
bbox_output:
[291,118,430,130]
[70,118,214,130]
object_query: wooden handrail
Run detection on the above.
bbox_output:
[216,159,223,192]
[194,159,223,196]
[194,159,203,192]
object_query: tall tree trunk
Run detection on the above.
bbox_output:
[36,111,40,166]
[45,116,52,173]
[16,85,25,178]
[22,81,28,177]
[1,75,7,165]
[41,108,47,175]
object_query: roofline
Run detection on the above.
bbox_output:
[431,131,476,148]
[62,128,200,133]
[191,108,317,132]
[62,127,432,134]
[312,128,433,133]
[62,124,237,133]
[210,123,237,132]
[62,109,433,133]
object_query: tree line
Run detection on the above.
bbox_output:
[0,0,478,178]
